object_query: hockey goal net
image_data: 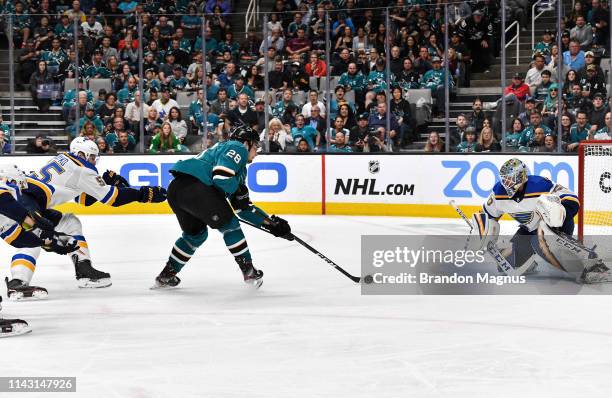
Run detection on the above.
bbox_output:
[578,140,612,240]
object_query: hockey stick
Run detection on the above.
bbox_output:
[449,200,473,231]
[238,217,364,284]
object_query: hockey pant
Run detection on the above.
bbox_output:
[11,213,90,284]
[166,173,252,272]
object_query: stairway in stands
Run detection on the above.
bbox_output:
[415,10,564,150]
[0,46,67,153]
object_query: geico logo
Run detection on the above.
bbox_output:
[334,179,415,196]
[119,162,288,192]
[442,160,574,198]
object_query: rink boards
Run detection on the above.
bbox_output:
[0,154,579,218]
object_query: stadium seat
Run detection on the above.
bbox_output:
[88,79,112,94]
[344,90,355,104]
[176,91,196,108]
[64,79,77,92]
[309,76,318,91]
[406,89,432,105]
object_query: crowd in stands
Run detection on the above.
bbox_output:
[1,0,611,154]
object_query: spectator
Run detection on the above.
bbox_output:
[96,136,112,154]
[525,54,547,95]
[578,51,604,80]
[305,105,326,139]
[210,88,231,117]
[589,93,607,130]
[467,98,488,132]
[338,62,366,106]
[168,66,189,93]
[534,70,553,101]
[505,117,525,149]
[527,127,547,152]
[17,40,38,90]
[291,114,318,151]
[79,104,104,133]
[594,112,612,139]
[579,64,607,99]
[420,57,452,117]
[332,48,352,76]
[228,93,258,129]
[541,84,560,127]
[296,138,312,153]
[67,91,90,133]
[227,75,254,101]
[148,122,180,153]
[329,131,353,152]
[259,27,285,55]
[390,86,413,146]
[328,116,351,146]
[567,110,592,151]
[458,9,493,73]
[29,60,55,112]
[80,120,100,141]
[302,90,326,118]
[218,62,238,89]
[25,134,56,154]
[484,73,530,118]
[0,130,11,154]
[560,113,574,148]
[338,104,356,131]
[144,107,162,137]
[114,130,137,153]
[533,29,555,60]
[563,69,580,97]
[519,112,552,148]
[456,127,477,152]
[166,107,188,142]
[570,16,592,50]
[151,87,179,120]
[306,51,327,77]
[272,89,297,119]
[541,134,558,152]
[245,65,264,91]
[261,118,292,152]
[397,58,421,90]
[424,131,445,152]
[188,89,207,134]
[240,30,262,62]
[563,39,586,71]
[475,127,501,152]
[125,91,150,130]
[287,27,311,57]
[97,92,119,121]
[106,116,135,148]
[268,59,289,90]
[286,62,310,92]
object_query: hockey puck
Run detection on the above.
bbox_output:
[363,274,374,284]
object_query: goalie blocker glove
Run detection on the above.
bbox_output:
[139,186,167,203]
[263,215,294,240]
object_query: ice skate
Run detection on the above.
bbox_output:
[236,258,263,289]
[73,258,112,288]
[0,296,31,337]
[5,277,48,301]
[152,263,181,289]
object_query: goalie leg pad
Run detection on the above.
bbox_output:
[471,212,500,251]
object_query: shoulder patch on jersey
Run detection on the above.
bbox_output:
[95,176,106,187]
[486,194,494,206]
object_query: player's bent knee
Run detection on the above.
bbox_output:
[182,229,208,247]
[218,217,241,234]
[56,213,83,235]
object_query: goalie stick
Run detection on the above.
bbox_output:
[448,201,536,277]
[238,217,365,284]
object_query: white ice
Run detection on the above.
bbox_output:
[2,215,612,398]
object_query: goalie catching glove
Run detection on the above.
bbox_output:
[139,186,167,203]
[262,215,294,240]
[535,194,566,228]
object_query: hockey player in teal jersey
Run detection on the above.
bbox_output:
[154,125,293,289]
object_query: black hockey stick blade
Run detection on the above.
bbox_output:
[238,218,363,284]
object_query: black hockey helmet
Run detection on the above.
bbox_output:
[229,124,260,148]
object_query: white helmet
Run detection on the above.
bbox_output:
[0,164,28,190]
[70,137,99,164]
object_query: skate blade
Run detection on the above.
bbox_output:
[0,323,32,338]
[150,281,179,290]
[245,279,263,289]
[77,278,112,289]
[8,290,48,301]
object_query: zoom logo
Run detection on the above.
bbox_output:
[442,160,574,198]
[247,162,287,193]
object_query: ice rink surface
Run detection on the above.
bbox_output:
[2,215,612,398]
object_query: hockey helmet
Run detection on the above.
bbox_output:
[0,164,28,190]
[499,158,528,197]
[70,136,100,165]
[229,124,260,149]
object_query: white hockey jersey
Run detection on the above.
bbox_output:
[25,152,119,209]
[0,181,23,244]
[483,175,580,232]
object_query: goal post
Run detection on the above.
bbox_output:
[578,140,612,241]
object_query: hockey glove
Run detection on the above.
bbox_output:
[139,186,167,203]
[230,184,251,210]
[21,210,54,232]
[103,170,130,188]
[264,215,294,240]
[38,231,79,255]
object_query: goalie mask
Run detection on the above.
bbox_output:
[499,158,528,198]
[0,164,28,190]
